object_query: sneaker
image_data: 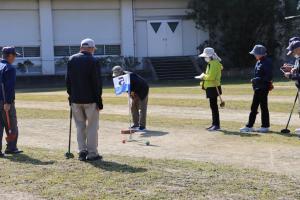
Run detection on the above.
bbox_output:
[206,125,214,130]
[78,151,88,161]
[208,126,221,132]
[5,149,23,155]
[86,155,103,162]
[130,125,139,131]
[295,128,300,135]
[0,152,4,158]
[256,127,270,133]
[139,126,146,131]
[240,127,254,133]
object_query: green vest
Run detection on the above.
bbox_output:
[202,60,222,89]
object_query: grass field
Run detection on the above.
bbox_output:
[1,80,300,199]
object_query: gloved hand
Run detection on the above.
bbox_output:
[97,103,103,111]
[194,73,205,80]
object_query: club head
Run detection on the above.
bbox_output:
[220,102,225,108]
[65,152,74,159]
[281,129,291,134]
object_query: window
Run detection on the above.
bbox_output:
[105,45,121,55]
[94,45,104,55]
[54,45,121,56]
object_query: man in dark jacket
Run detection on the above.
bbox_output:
[66,38,103,161]
[240,45,273,133]
[112,66,149,130]
[0,47,23,157]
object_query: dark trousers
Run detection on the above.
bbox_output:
[247,90,270,128]
[0,102,19,152]
[209,97,220,127]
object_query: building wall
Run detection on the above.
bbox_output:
[134,0,208,57]
[0,0,208,75]
[52,0,121,45]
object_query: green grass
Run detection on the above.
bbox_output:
[17,108,300,146]
[16,93,296,113]
[0,147,299,200]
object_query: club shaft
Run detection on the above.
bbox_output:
[68,108,72,153]
[286,92,298,129]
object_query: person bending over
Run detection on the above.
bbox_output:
[112,66,149,131]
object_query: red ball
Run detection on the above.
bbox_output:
[122,140,126,144]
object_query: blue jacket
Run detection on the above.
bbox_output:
[0,60,16,104]
[252,57,273,91]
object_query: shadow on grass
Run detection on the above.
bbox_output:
[140,130,169,138]
[220,130,261,137]
[4,154,55,165]
[269,131,300,138]
[88,160,147,173]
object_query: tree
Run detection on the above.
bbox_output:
[188,0,285,68]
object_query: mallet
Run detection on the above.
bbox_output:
[5,110,16,142]
[65,108,74,159]
[216,86,225,108]
[281,92,299,134]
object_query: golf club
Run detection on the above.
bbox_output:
[216,86,225,108]
[65,107,74,159]
[281,92,299,134]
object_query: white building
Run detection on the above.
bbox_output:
[0,0,208,75]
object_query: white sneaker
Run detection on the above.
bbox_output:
[240,127,254,133]
[295,128,300,136]
[256,127,270,133]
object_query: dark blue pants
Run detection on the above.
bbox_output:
[0,103,19,152]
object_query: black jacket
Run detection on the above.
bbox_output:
[66,51,103,109]
[252,57,273,91]
[129,73,149,100]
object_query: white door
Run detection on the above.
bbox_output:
[165,20,183,56]
[147,20,183,57]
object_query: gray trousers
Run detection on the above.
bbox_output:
[131,95,148,127]
[72,103,99,158]
[0,102,19,152]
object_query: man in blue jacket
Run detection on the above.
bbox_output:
[0,47,22,157]
[240,45,273,133]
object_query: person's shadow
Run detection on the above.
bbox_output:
[4,154,55,166]
[88,160,147,173]
[139,130,168,138]
[220,130,261,137]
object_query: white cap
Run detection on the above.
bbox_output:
[199,47,215,58]
[81,38,96,48]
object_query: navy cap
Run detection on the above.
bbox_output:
[287,41,300,55]
[289,37,300,45]
[2,47,21,56]
[249,44,267,56]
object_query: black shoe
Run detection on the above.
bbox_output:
[86,155,103,162]
[78,151,88,161]
[139,126,146,131]
[0,152,4,158]
[208,126,221,132]
[5,149,23,155]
